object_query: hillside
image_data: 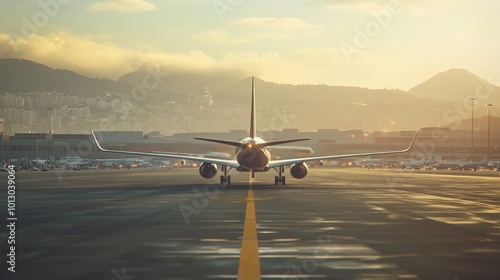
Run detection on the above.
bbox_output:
[1,59,495,131]
[0,58,132,95]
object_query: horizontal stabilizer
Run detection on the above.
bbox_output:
[254,138,310,148]
[194,137,245,147]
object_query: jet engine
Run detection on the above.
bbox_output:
[199,162,217,178]
[290,162,308,179]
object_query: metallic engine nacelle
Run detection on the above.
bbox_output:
[199,162,217,179]
[290,162,308,179]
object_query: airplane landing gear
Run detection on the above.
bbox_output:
[220,165,232,185]
[273,166,285,185]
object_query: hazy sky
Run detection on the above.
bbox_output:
[0,0,499,90]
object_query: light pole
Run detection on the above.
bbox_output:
[470,97,477,159]
[486,103,493,157]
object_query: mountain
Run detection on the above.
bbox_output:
[0,58,132,95]
[1,59,495,131]
[408,68,500,104]
[118,69,453,131]
[118,68,412,103]
[117,66,246,94]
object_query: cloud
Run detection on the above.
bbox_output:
[191,30,231,44]
[0,31,450,89]
[0,32,215,79]
[87,0,157,13]
[318,0,429,15]
[313,0,414,14]
[229,17,322,33]
[190,30,294,44]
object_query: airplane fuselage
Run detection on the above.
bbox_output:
[235,137,271,170]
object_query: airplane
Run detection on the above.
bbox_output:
[97,158,143,168]
[91,77,418,185]
[487,160,500,171]
[66,160,94,170]
[431,155,489,171]
[399,155,436,169]
[354,157,390,169]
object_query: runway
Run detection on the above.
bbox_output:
[1,168,500,280]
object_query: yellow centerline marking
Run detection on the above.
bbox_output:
[237,175,261,280]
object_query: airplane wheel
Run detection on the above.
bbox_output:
[220,175,225,185]
[227,176,231,185]
[275,176,279,185]
[282,176,286,186]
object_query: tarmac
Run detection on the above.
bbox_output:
[1,167,500,280]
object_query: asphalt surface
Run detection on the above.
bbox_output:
[1,167,500,280]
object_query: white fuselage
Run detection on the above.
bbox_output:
[235,137,271,170]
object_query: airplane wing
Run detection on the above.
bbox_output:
[91,131,239,168]
[268,132,418,168]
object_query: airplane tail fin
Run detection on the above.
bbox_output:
[250,76,256,139]
[428,155,436,164]
[420,154,427,163]
[481,154,489,163]
[195,77,311,148]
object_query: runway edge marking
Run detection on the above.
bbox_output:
[237,177,261,280]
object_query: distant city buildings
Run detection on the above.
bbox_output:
[0,87,221,135]
[0,86,497,138]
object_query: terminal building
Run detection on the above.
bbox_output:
[1,127,499,163]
